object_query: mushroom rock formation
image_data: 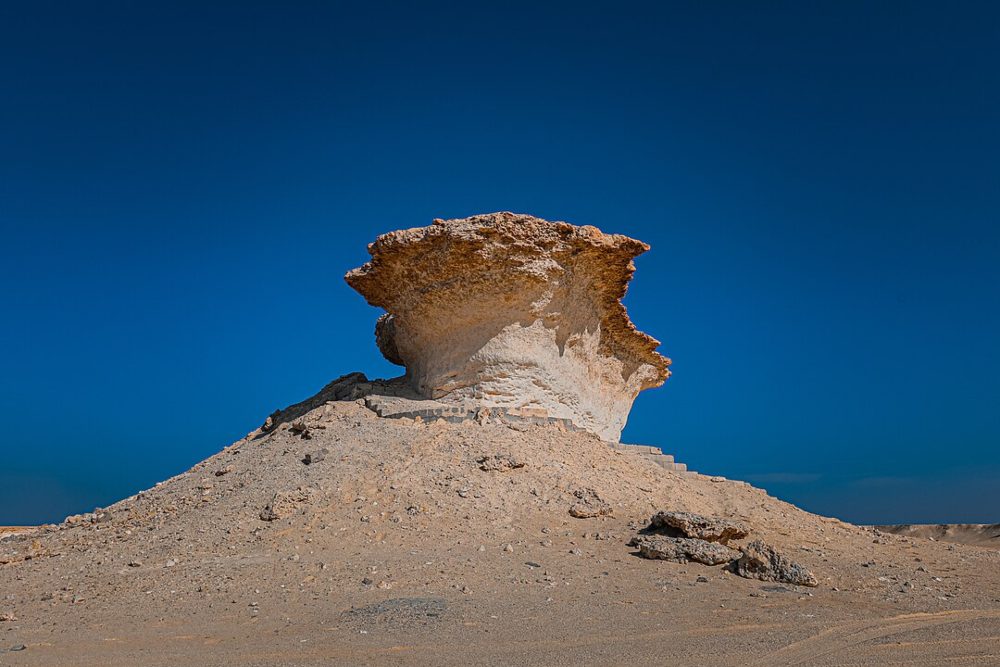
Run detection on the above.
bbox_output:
[345,212,670,442]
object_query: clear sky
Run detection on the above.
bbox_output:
[2,2,998,526]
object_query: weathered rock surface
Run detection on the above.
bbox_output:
[649,511,750,545]
[568,488,612,518]
[733,540,818,587]
[477,454,526,472]
[261,372,371,432]
[631,535,740,565]
[345,212,670,441]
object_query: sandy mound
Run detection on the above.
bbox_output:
[1,385,998,665]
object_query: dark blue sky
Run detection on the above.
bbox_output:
[2,2,998,525]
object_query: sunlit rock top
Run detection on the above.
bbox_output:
[345,212,670,441]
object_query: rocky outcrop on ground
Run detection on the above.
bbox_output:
[733,540,819,587]
[345,212,671,442]
[649,511,750,544]
[568,488,613,518]
[633,510,818,587]
[630,535,740,565]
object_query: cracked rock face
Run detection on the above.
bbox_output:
[734,540,819,587]
[345,212,670,441]
[630,535,741,565]
[649,511,751,545]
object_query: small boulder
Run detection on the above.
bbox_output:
[477,454,526,472]
[734,540,818,587]
[302,449,329,465]
[649,511,750,544]
[260,487,317,521]
[289,421,312,439]
[568,488,612,519]
[631,535,739,565]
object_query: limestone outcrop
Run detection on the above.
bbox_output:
[733,540,819,587]
[649,511,750,545]
[630,535,740,565]
[345,212,670,441]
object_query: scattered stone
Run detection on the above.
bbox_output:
[696,575,710,583]
[215,465,234,477]
[568,488,612,519]
[11,644,26,651]
[289,421,312,439]
[477,454,526,472]
[733,540,818,587]
[648,511,750,545]
[165,559,176,567]
[260,487,317,521]
[127,560,142,568]
[569,548,583,556]
[0,612,16,622]
[302,449,328,465]
[503,543,514,553]
[631,535,740,566]
[361,577,374,586]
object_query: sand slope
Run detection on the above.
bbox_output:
[1,396,998,665]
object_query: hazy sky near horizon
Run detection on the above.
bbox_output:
[2,2,998,525]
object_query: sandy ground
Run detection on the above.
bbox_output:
[879,523,1000,547]
[2,397,999,666]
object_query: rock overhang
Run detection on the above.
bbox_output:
[345,212,670,441]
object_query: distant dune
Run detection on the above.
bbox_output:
[877,523,1000,546]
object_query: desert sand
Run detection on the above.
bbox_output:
[879,524,1000,547]
[1,393,999,665]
